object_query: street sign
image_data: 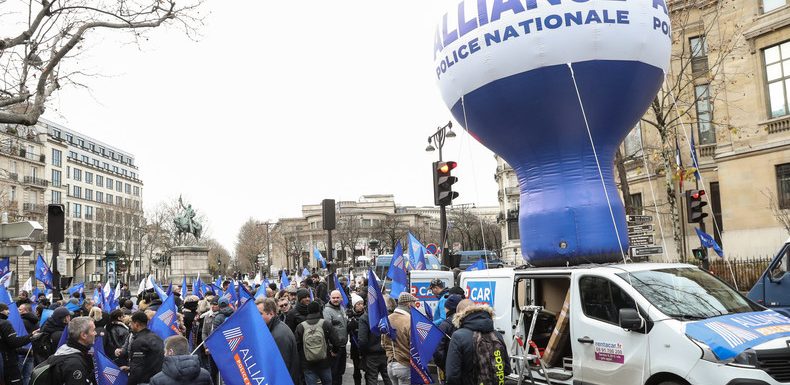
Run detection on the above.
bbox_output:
[626,215,653,225]
[628,234,654,247]
[631,246,663,257]
[0,245,34,257]
[0,221,43,240]
[628,224,654,234]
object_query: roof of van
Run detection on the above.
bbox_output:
[460,262,697,277]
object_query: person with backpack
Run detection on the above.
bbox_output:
[43,316,97,385]
[433,294,463,384]
[210,298,233,329]
[285,289,311,333]
[0,303,40,385]
[445,300,511,385]
[295,301,341,385]
[346,294,365,385]
[357,304,391,385]
[34,307,70,364]
[322,290,347,385]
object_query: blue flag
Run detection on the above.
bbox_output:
[254,282,268,299]
[280,271,290,290]
[68,282,85,297]
[422,301,434,322]
[313,247,327,268]
[466,259,487,271]
[205,301,294,385]
[148,295,179,340]
[224,281,239,305]
[367,270,395,339]
[57,324,68,348]
[0,286,30,349]
[387,240,408,298]
[407,233,428,270]
[93,288,101,307]
[238,284,254,307]
[94,332,105,355]
[181,275,188,296]
[166,283,173,297]
[39,309,54,327]
[35,254,54,289]
[302,268,310,278]
[0,258,9,277]
[410,307,443,384]
[309,288,314,301]
[194,276,204,299]
[690,131,701,181]
[695,228,724,258]
[332,274,349,308]
[66,302,81,313]
[94,348,128,385]
[686,311,790,360]
[151,277,168,302]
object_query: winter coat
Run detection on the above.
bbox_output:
[381,309,410,366]
[52,340,97,385]
[37,315,67,360]
[433,310,457,371]
[149,355,212,385]
[200,310,216,342]
[127,328,165,385]
[104,322,130,358]
[182,305,198,340]
[211,307,234,330]
[346,308,364,359]
[322,302,348,344]
[20,312,39,333]
[357,312,385,356]
[433,288,450,326]
[0,315,32,368]
[294,312,341,370]
[445,305,511,385]
[285,302,309,333]
[267,315,300,384]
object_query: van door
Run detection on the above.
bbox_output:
[571,274,648,385]
[748,243,790,314]
[460,272,514,340]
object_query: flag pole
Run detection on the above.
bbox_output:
[190,340,206,355]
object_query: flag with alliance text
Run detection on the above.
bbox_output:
[410,307,443,384]
[205,301,294,385]
[35,254,54,289]
[148,295,180,340]
[387,240,408,298]
[94,348,128,385]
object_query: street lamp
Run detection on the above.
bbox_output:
[257,221,274,276]
[425,121,456,266]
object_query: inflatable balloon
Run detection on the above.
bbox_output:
[434,0,671,266]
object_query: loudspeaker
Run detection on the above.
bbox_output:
[47,204,65,243]
[322,199,336,230]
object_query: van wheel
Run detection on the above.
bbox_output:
[496,264,504,268]
[657,381,684,385]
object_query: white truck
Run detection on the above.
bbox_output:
[459,263,790,385]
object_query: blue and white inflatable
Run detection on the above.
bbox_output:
[435,0,672,266]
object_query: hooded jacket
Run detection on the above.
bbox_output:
[294,312,341,370]
[104,322,129,359]
[285,302,309,333]
[357,311,386,356]
[433,308,458,371]
[37,311,68,359]
[127,328,165,385]
[445,305,511,385]
[381,308,410,366]
[267,315,300,384]
[211,306,234,329]
[53,339,97,385]
[149,355,212,385]
[322,301,348,344]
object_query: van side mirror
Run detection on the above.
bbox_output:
[619,308,644,331]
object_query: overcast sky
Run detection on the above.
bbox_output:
[42,1,499,253]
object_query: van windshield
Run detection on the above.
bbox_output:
[617,267,760,320]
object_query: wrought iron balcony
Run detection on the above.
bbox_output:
[23,176,49,187]
[23,203,46,213]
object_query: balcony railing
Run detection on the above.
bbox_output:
[699,144,716,158]
[23,176,49,187]
[763,115,790,134]
[7,172,18,181]
[23,203,46,213]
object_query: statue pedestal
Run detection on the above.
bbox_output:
[170,246,210,282]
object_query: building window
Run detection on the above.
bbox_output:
[85,172,93,184]
[51,190,61,204]
[133,186,140,196]
[106,178,113,189]
[77,138,84,147]
[506,208,520,241]
[52,149,62,167]
[86,206,93,220]
[73,168,82,181]
[73,186,81,198]
[96,191,103,203]
[81,155,89,163]
[85,189,93,201]
[93,159,100,167]
[765,42,790,118]
[51,170,61,188]
[125,183,131,194]
[777,163,790,209]
[627,193,643,215]
[74,203,82,218]
[763,0,786,13]
[69,151,77,159]
[690,35,708,76]
[116,181,122,192]
[623,123,642,157]
[106,194,113,204]
[115,196,122,206]
[96,175,103,186]
[695,84,715,144]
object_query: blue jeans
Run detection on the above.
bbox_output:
[304,367,332,385]
[18,354,33,385]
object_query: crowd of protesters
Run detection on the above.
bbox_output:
[0,269,509,385]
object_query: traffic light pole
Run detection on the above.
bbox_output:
[440,205,448,266]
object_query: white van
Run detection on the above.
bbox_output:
[409,269,454,318]
[460,263,790,385]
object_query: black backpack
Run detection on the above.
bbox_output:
[29,355,67,385]
[473,331,507,385]
[32,332,53,360]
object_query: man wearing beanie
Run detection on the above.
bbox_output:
[433,293,464,382]
[382,293,416,385]
[286,288,312,333]
[295,301,341,385]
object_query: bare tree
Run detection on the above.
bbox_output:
[764,190,790,235]
[201,237,231,276]
[371,215,407,252]
[335,214,362,264]
[234,218,266,274]
[0,0,203,125]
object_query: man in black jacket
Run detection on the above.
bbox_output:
[433,294,463,380]
[36,307,70,363]
[121,312,164,385]
[295,301,341,385]
[0,303,39,385]
[285,288,311,332]
[357,310,391,385]
[104,309,129,365]
[18,303,39,385]
[256,298,299,384]
[51,316,96,385]
[445,301,511,385]
[149,336,211,385]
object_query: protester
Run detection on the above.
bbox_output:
[50,316,97,385]
[35,306,70,362]
[433,294,464,382]
[445,300,511,385]
[15,292,31,307]
[122,311,164,385]
[255,298,300,384]
[173,285,184,311]
[381,293,415,385]
[277,296,291,322]
[104,309,129,364]
[285,288,311,332]
[199,296,219,384]
[430,279,450,326]
[323,290,348,385]
[346,294,365,385]
[149,335,212,385]
[295,301,341,385]
[211,298,233,329]
[358,300,391,385]
[17,303,38,385]
[0,303,39,385]
[182,295,199,341]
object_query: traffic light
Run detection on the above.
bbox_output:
[433,161,458,206]
[692,247,708,261]
[685,189,708,224]
[47,204,65,243]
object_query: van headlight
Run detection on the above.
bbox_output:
[697,342,758,369]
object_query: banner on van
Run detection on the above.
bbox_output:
[685,310,790,360]
[466,281,496,307]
